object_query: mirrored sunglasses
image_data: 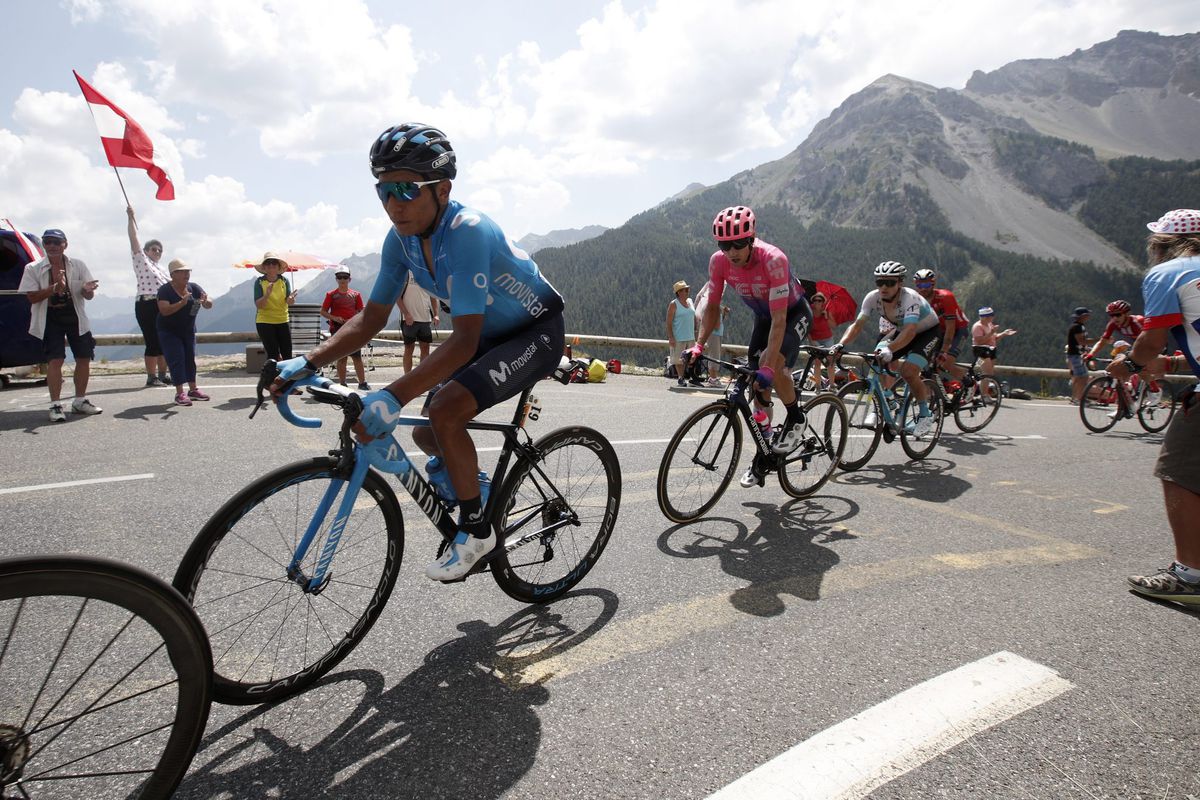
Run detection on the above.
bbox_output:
[716,237,753,252]
[375,179,443,204]
[915,281,934,289]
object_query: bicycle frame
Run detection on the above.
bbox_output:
[855,355,912,433]
[277,381,575,593]
[699,356,778,458]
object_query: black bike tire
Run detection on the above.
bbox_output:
[1080,376,1121,433]
[777,393,848,498]
[173,457,404,705]
[836,380,882,471]
[900,379,944,460]
[953,376,1003,433]
[491,426,621,604]
[0,554,212,799]
[655,401,743,523]
[1137,384,1177,433]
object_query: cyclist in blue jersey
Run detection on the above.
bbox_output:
[830,261,940,437]
[271,122,565,581]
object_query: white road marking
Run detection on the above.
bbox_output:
[0,473,156,496]
[707,651,1072,800]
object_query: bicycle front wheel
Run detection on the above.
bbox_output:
[1080,376,1121,432]
[778,393,848,498]
[953,376,1002,432]
[0,555,212,800]
[491,426,621,604]
[900,379,944,460]
[656,401,744,523]
[173,457,405,705]
[836,380,882,471]
[1138,385,1177,432]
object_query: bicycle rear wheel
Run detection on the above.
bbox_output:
[777,393,847,498]
[953,376,1002,432]
[656,401,743,522]
[1,555,211,799]
[836,380,882,471]
[900,379,944,460]
[1080,376,1121,432]
[173,457,404,705]
[1137,385,1177,433]
[491,426,621,603]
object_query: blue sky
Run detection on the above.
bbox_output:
[2,0,1197,297]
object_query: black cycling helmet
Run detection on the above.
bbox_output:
[369,123,457,179]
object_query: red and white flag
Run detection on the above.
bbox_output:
[0,218,44,261]
[73,70,175,201]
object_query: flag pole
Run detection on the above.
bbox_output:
[77,75,134,213]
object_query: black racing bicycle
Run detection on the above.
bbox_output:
[656,349,848,523]
[173,363,621,705]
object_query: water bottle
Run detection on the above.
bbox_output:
[753,408,773,441]
[425,456,457,503]
[478,471,492,506]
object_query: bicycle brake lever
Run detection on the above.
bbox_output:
[250,360,284,419]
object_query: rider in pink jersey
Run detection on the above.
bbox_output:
[691,205,813,488]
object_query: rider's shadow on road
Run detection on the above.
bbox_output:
[657,497,860,618]
[177,589,618,800]
[936,433,1012,458]
[833,457,971,503]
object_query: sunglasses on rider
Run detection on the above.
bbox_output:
[876,279,899,288]
[716,237,753,252]
[1109,311,1126,317]
[915,281,934,289]
[375,179,444,204]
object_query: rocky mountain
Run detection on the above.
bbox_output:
[965,30,1200,161]
[517,225,608,255]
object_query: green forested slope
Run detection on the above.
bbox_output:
[537,183,1143,371]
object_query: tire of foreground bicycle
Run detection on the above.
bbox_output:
[835,379,882,472]
[777,393,848,498]
[1079,376,1121,433]
[656,401,744,523]
[0,555,212,799]
[900,378,944,460]
[490,426,621,603]
[953,376,1002,433]
[1138,387,1177,433]
[173,457,405,705]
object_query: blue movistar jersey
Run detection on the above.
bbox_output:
[370,200,564,339]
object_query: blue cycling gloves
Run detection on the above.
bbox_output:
[359,388,405,440]
[276,355,316,383]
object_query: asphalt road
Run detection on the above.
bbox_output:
[1,368,1196,799]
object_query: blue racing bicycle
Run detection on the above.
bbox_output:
[173,363,620,705]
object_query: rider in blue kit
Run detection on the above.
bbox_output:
[272,123,565,581]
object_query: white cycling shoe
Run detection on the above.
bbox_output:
[426,531,496,581]
[912,414,934,438]
[771,417,806,454]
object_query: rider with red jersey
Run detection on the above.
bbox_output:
[913,268,967,380]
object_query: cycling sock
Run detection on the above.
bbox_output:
[1173,561,1200,583]
[918,400,930,417]
[458,496,489,539]
[783,399,804,424]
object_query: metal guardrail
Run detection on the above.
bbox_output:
[85,330,1197,385]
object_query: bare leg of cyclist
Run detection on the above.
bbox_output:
[424,383,496,581]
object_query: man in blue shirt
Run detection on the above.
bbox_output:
[274,123,565,581]
[1114,209,1200,606]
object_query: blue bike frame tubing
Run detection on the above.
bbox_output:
[277,381,537,592]
[862,357,906,429]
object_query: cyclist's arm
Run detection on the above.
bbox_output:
[758,305,789,374]
[889,321,918,352]
[837,316,865,347]
[940,318,957,355]
[383,313,483,405]
[1109,327,1170,379]
[1085,336,1109,359]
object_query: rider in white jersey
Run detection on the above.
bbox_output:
[831,261,939,437]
